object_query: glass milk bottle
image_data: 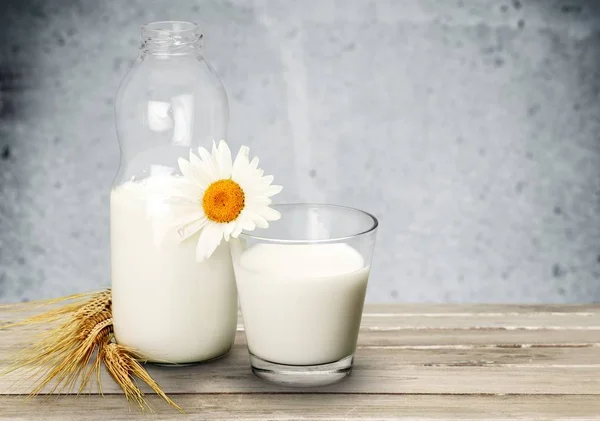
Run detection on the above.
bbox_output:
[111,21,236,364]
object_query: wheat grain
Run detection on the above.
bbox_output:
[102,342,182,412]
[1,289,180,412]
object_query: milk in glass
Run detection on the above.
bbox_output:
[233,242,369,366]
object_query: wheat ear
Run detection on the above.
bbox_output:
[1,289,181,412]
[101,342,182,412]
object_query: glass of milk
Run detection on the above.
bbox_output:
[230,203,378,387]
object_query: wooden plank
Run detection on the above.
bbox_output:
[2,305,600,399]
[2,345,600,395]
[3,341,600,370]
[349,329,600,347]
[362,303,600,314]
[358,314,600,329]
[1,394,599,420]
[3,304,600,326]
[3,303,600,352]
[3,328,600,355]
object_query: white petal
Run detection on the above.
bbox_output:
[246,196,272,206]
[260,175,274,186]
[178,158,196,182]
[262,185,283,197]
[245,210,269,229]
[254,216,269,229]
[216,140,233,179]
[176,217,208,241]
[188,152,213,189]
[170,208,206,228]
[232,146,250,180]
[198,147,219,181]
[172,179,204,198]
[178,158,210,190]
[223,222,236,241]
[236,210,256,232]
[258,206,281,221]
[189,150,203,167]
[231,222,244,238]
[234,171,262,195]
[241,219,256,231]
[249,156,259,170]
[209,144,220,172]
[196,223,224,261]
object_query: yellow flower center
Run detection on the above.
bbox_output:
[202,179,245,223]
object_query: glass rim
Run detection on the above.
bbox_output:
[239,203,379,244]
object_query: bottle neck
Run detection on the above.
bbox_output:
[140,21,203,57]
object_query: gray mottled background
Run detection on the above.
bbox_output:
[1,0,599,303]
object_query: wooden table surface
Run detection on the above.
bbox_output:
[1,304,600,420]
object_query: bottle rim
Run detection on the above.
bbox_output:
[141,21,203,54]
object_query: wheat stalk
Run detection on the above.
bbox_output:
[1,289,181,412]
[101,342,181,411]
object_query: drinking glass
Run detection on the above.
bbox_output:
[230,203,378,387]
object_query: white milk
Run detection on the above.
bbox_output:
[233,242,369,366]
[110,179,238,364]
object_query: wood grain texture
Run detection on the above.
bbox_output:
[4,328,600,351]
[359,304,600,314]
[1,304,599,419]
[2,345,600,395]
[1,394,600,420]
[3,304,600,350]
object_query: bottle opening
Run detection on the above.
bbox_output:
[141,21,203,54]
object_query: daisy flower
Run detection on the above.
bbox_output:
[153,140,282,261]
